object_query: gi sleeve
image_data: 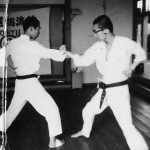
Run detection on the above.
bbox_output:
[130,41,146,63]
[72,44,97,67]
[34,42,66,62]
[0,46,6,67]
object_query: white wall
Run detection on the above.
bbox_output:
[71,0,133,83]
[106,0,133,38]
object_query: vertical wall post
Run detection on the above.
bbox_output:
[64,0,72,83]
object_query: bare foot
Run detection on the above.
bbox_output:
[49,138,64,148]
[71,131,83,138]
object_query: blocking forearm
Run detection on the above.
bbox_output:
[66,51,74,59]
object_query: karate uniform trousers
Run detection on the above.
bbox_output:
[81,83,148,150]
[0,77,62,138]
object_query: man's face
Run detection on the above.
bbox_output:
[93,24,106,41]
[30,25,41,40]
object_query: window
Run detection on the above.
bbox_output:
[133,0,150,59]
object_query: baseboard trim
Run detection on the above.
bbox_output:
[82,83,97,88]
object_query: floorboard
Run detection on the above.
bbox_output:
[131,93,150,148]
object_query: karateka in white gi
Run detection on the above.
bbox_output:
[63,15,148,150]
[0,16,65,148]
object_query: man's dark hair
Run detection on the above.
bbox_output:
[22,16,40,32]
[93,15,113,33]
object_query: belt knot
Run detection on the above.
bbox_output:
[98,80,128,108]
[99,82,106,89]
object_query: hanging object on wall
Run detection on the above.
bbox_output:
[71,8,82,21]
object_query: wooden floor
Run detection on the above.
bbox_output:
[2,86,150,150]
[131,92,150,148]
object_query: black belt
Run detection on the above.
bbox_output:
[16,74,38,80]
[98,80,128,108]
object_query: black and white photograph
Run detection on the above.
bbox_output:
[0,0,150,150]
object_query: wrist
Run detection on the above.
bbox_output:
[66,51,73,58]
[130,64,137,71]
[66,51,69,55]
[130,66,134,72]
